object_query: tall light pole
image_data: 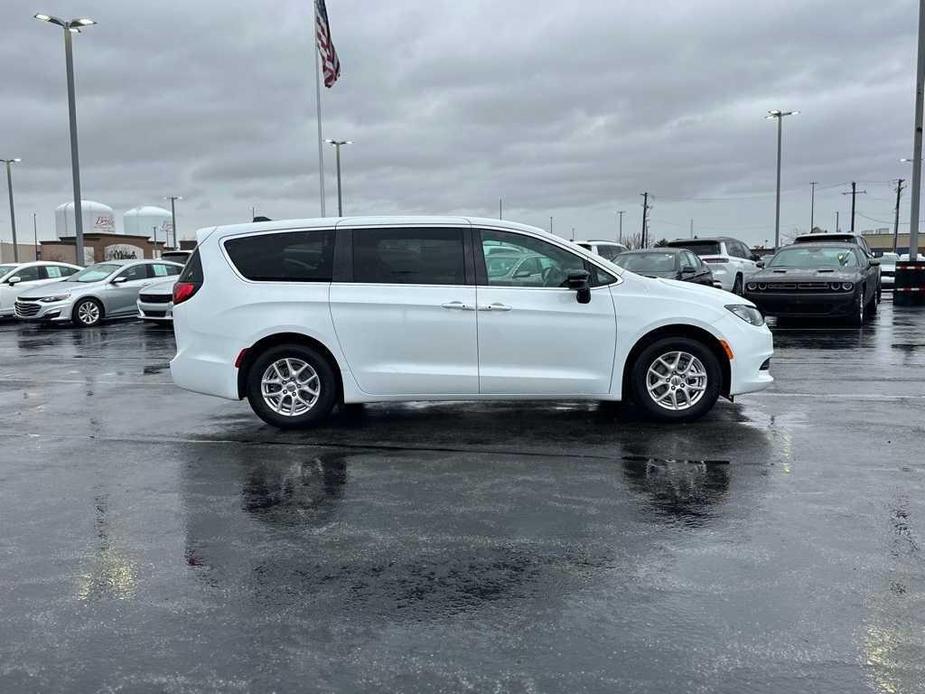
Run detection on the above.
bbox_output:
[809,181,817,232]
[164,195,181,248]
[35,14,96,264]
[325,139,351,216]
[766,109,798,249]
[1,158,21,262]
[909,0,925,261]
[33,213,39,260]
[616,210,625,243]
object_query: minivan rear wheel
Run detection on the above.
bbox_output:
[630,337,722,422]
[246,344,337,428]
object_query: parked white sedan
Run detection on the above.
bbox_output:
[170,217,773,427]
[0,261,82,318]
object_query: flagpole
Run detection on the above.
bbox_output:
[313,4,326,217]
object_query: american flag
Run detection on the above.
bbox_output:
[315,0,341,88]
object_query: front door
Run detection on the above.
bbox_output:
[475,228,617,395]
[329,226,478,396]
[105,263,151,316]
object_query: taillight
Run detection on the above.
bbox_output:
[702,257,730,264]
[173,281,200,305]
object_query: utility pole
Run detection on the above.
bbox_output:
[894,179,906,252]
[617,210,625,243]
[571,227,575,241]
[835,211,840,233]
[810,181,817,231]
[842,181,867,232]
[499,197,502,220]
[2,159,20,262]
[689,218,694,238]
[549,216,553,234]
[640,192,650,248]
[152,225,158,259]
[33,212,38,260]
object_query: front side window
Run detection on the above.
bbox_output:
[11,266,41,282]
[116,264,148,282]
[225,229,335,282]
[353,227,465,285]
[479,229,612,287]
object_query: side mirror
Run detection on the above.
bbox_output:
[111,276,128,285]
[7,276,22,285]
[681,265,696,275]
[751,254,762,262]
[567,269,591,304]
[756,261,765,269]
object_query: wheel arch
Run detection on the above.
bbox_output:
[236,332,344,401]
[621,324,732,400]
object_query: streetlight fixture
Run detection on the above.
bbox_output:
[164,195,182,249]
[766,109,799,249]
[1,158,21,262]
[325,139,352,216]
[34,13,96,264]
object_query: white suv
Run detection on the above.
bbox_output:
[170,217,773,427]
[666,237,760,294]
[573,240,628,261]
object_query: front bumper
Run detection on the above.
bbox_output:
[744,289,857,317]
[713,312,774,397]
[13,299,75,323]
[137,298,174,321]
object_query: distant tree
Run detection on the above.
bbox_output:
[624,232,644,249]
[654,238,669,247]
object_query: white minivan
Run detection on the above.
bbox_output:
[170,217,773,427]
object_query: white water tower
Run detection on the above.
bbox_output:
[54,200,116,238]
[123,206,173,244]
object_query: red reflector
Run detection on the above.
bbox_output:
[234,349,248,368]
[172,281,199,305]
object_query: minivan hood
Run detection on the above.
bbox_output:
[625,272,754,308]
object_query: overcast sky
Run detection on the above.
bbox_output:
[0,0,920,246]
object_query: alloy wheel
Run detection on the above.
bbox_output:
[260,358,320,417]
[77,301,100,326]
[645,351,708,411]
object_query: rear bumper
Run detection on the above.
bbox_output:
[745,290,856,317]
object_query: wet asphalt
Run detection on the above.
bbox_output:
[1,302,924,693]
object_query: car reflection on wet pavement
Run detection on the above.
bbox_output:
[1,303,924,692]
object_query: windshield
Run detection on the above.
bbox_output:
[0,264,18,278]
[65,263,121,283]
[768,247,858,269]
[613,253,677,272]
[667,241,721,256]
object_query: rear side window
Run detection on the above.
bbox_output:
[178,249,203,284]
[225,230,335,282]
[353,227,466,285]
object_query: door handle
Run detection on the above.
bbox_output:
[478,303,512,312]
[441,301,475,311]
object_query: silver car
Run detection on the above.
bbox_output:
[14,259,183,327]
[137,278,178,322]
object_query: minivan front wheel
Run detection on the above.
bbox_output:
[246,344,337,428]
[630,337,722,421]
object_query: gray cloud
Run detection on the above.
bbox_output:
[0,0,919,245]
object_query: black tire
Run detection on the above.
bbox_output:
[245,343,338,429]
[732,274,743,295]
[868,285,879,314]
[848,288,865,327]
[72,298,103,327]
[629,337,722,422]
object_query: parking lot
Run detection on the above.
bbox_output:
[1,302,924,692]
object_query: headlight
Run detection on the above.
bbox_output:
[830,282,842,291]
[39,294,70,303]
[725,304,765,326]
[746,282,758,291]
[841,282,854,291]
